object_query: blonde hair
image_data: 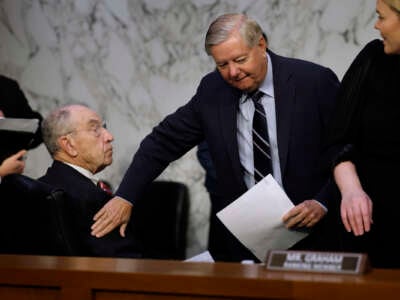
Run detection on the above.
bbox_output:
[384,0,400,13]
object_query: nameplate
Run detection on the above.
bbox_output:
[265,250,369,274]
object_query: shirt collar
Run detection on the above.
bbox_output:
[64,162,98,185]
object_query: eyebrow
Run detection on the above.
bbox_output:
[86,118,102,126]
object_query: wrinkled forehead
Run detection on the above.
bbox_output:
[70,106,102,128]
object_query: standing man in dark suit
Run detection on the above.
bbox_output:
[39,104,142,258]
[92,13,340,262]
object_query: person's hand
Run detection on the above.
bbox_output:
[91,196,133,238]
[340,188,373,236]
[282,199,326,229]
[333,161,372,236]
[0,150,27,177]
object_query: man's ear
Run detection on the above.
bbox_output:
[259,35,267,50]
[58,135,78,157]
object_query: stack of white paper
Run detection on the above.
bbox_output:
[217,175,308,262]
[184,251,215,263]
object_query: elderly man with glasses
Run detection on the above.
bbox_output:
[39,104,142,258]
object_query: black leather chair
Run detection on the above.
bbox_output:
[0,174,81,256]
[131,180,189,260]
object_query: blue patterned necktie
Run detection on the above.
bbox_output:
[249,90,272,183]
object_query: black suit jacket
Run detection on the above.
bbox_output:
[0,75,43,162]
[39,160,142,258]
[117,51,340,261]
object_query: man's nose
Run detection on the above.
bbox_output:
[104,129,114,141]
[228,63,239,77]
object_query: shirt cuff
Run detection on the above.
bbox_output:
[116,195,133,206]
[315,200,328,212]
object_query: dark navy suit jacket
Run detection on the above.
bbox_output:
[39,160,142,258]
[117,51,340,261]
[0,75,43,162]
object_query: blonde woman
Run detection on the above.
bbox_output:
[329,0,400,268]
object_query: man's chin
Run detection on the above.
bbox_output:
[104,156,113,167]
[94,159,112,174]
[104,157,113,166]
[230,80,254,92]
[104,151,113,162]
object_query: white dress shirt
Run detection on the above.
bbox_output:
[64,162,99,185]
[237,53,282,188]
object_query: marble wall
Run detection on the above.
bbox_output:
[0,0,379,257]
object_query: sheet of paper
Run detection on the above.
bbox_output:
[184,251,215,263]
[0,118,39,133]
[217,174,308,262]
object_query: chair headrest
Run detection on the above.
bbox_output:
[1,174,59,198]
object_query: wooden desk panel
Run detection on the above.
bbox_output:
[0,286,58,300]
[0,254,400,300]
[96,292,239,300]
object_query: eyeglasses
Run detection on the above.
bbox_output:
[67,121,107,138]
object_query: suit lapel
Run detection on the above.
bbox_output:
[218,86,244,187]
[269,51,296,176]
[45,160,110,201]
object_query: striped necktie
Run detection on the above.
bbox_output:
[250,90,272,183]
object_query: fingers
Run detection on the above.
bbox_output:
[299,212,317,228]
[284,209,306,228]
[340,192,373,236]
[91,217,119,237]
[91,197,132,238]
[13,160,25,174]
[361,199,373,231]
[341,205,352,233]
[283,200,325,229]
[93,221,116,238]
[368,199,373,224]
[91,208,115,237]
[93,207,106,222]
[120,223,127,238]
[91,209,110,237]
[14,149,27,159]
[0,150,27,175]
[344,205,363,235]
[282,206,298,223]
[289,212,317,228]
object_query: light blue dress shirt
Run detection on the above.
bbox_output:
[237,53,282,188]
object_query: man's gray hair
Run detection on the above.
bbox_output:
[205,13,264,55]
[41,104,85,156]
